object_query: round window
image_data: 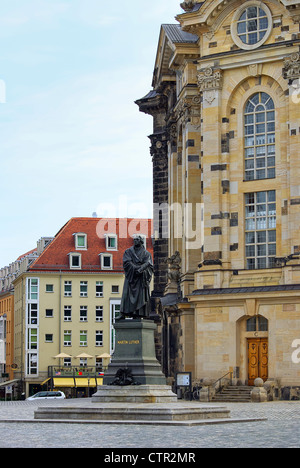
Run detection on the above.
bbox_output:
[231,2,272,50]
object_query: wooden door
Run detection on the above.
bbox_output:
[248,338,268,386]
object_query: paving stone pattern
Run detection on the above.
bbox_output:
[0,399,299,448]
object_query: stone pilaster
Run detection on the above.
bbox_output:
[135,91,169,298]
[197,66,224,266]
[150,132,169,297]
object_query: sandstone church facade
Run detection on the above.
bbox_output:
[137,0,300,397]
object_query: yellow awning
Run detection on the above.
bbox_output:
[53,378,75,388]
[41,378,50,386]
[75,378,98,388]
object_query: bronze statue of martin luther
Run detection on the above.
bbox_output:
[118,235,153,320]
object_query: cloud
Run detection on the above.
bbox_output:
[0,0,184,266]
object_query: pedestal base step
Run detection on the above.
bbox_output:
[33,402,267,426]
[34,402,231,423]
[92,385,177,403]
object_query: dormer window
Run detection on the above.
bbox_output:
[69,253,82,269]
[100,253,113,270]
[105,234,118,251]
[74,233,87,250]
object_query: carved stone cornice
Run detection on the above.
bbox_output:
[174,95,201,126]
[135,91,167,118]
[166,122,178,148]
[283,53,300,81]
[197,67,223,92]
[286,4,300,23]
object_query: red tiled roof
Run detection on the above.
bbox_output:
[29,217,153,273]
[16,248,37,261]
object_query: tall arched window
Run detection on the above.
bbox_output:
[244,92,275,181]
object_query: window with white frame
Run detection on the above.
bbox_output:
[245,191,276,269]
[28,328,38,350]
[80,330,87,346]
[105,234,118,251]
[96,281,103,297]
[64,306,72,322]
[26,278,39,376]
[80,305,88,322]
[69,253,81,269]
[27,353,38,375]
[100,254,113,270]
[28,278,39,301]
[74,233,87,250]
[45,309,53,318]
[45,284,54,293]
[244,92,275,181]
[80,281,88,297]
[64,330,72,346]
[96,305,103,322]
[96,330,103,347]
[111,285,119,294]
[28,304,38,325]
[64,281,72,297]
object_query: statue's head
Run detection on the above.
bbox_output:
[133,235,145,248]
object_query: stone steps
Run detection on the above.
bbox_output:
[34,402,232,425]
[212,386,253,403]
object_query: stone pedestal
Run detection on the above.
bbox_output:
[102,319,167,386]
[92,318,175,403]
[92,385,177,403]
[251,378,268,402]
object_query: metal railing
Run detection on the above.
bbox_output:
[48,366,107,378]
[212,371,233,395]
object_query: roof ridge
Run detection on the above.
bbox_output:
[29,218,73,270]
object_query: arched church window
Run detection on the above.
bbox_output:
[246,316,268,332]
[244,92,275,181]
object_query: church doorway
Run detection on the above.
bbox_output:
[244,315,268,386]
[247,337,268,385]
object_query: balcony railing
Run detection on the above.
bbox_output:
[48,366,107,378]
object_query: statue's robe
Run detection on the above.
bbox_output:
[120,245,153,318]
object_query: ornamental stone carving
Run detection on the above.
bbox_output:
[283,53,300,80]
[197,67,223,92]
[175,96,201,125]
[180,1,197,12]
[149,133,168,169]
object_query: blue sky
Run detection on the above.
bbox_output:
[0,0,181,266]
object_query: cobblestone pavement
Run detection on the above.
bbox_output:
[0,399,299,448]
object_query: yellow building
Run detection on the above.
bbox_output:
[0,292,14,384]
[13,217,153,397]
[138,0,300,399]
